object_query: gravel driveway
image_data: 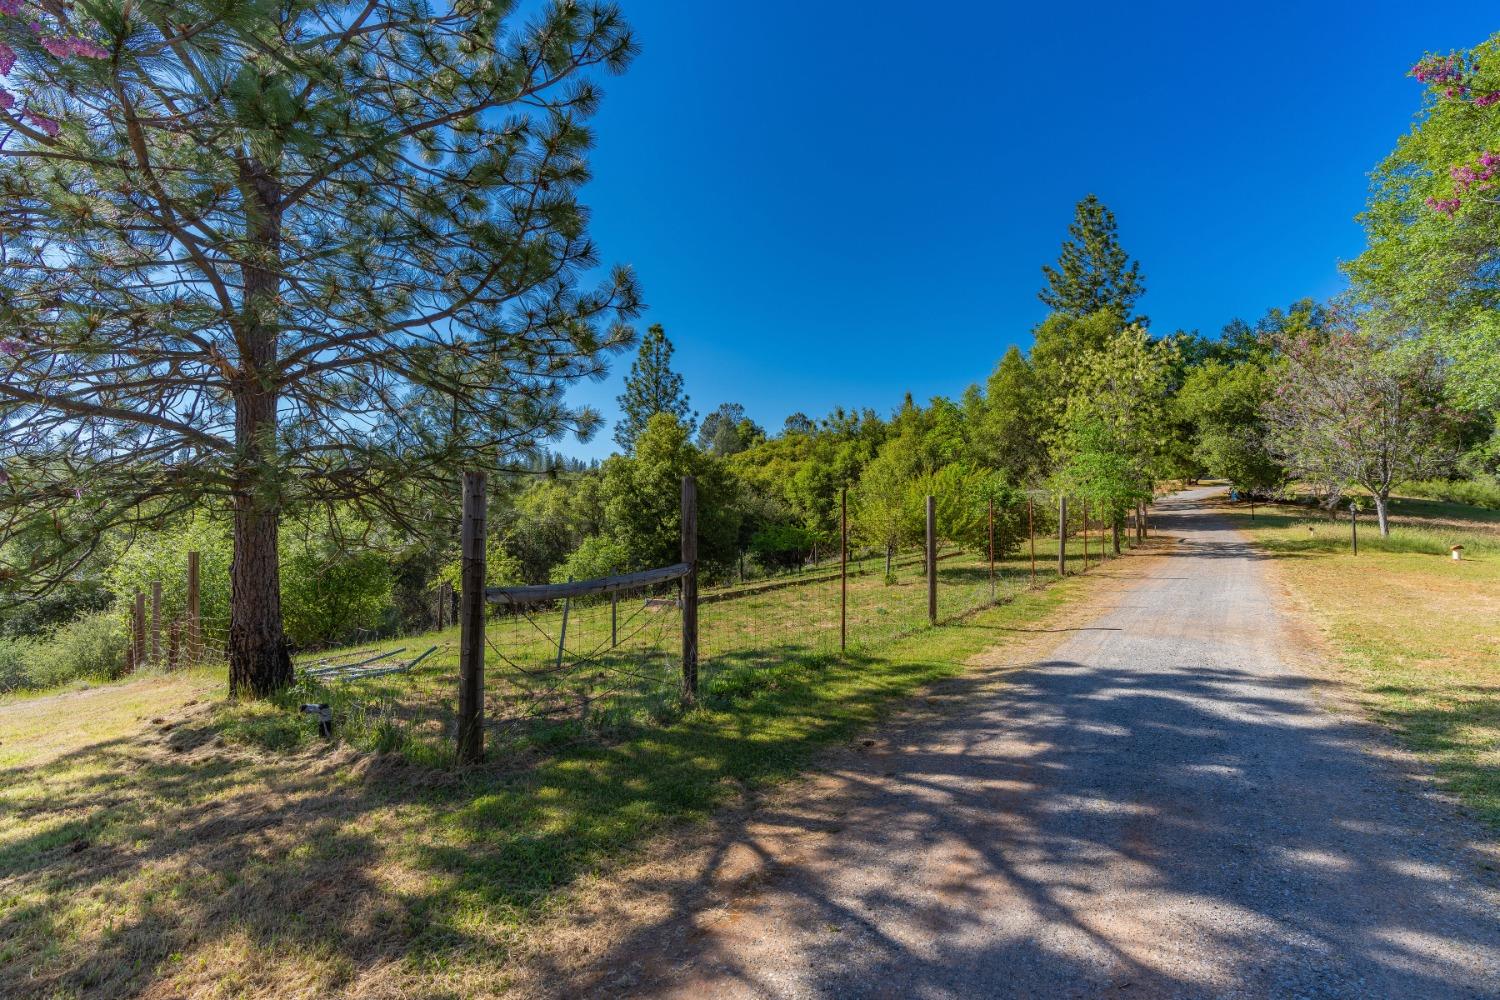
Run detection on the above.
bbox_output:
[576,488,1500,999]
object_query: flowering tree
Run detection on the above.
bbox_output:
[1053,325,1174,519]
[0,2,641,696]
[1263,319,1453,536]
[1349,35,1500,410]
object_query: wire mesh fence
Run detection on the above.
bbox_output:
[111,481,1153,763]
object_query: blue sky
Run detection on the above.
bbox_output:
[561,1,1499,461]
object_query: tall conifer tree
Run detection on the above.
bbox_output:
[1039,194,1146,320]
[0,2,641,696]
[614,324,693,452]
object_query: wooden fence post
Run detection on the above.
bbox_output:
[1057,496,1068,577]
[610,591,618,648]
[987,497,995,601]
[1082,500,1090,570]
[925,494,937,626]
[457,470,487,766]
[185,551,200,666]
[131,589,146,673]
[681,475,699,701]
[840,487,848,652]
[150,580,162,668]
[1027,497,1036,585]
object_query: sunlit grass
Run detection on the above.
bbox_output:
[0,533,1122,999]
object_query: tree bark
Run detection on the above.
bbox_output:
[228,155,293,698]
[1374,493,1391,537]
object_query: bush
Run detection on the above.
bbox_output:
[42,611,130,685]
[1398,477,1500,510]
[0,637,40,692]
[0,611,128,692]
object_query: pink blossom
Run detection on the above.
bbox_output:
[39,36,70,58]
[0,88,13,111]
[1425,195,1461,216]
[0,0,21,15]
[72,486,83,499]
[1477,92,1500,108]
[0,338,18,356]
[67,37,108,59]
[0,42,14,76]
[24,108,57,136]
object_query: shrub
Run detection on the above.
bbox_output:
[0,611,128,692]
[43,611,130,685]
[1398,477,1500,510]
[0,637,40,692]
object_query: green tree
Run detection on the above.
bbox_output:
[1175,360,1284,493]
[615,324,694,453]
[600,414,739,570]
[973,346,1048,484]
[1054,326,1175,519]
[697,402,765,456]
[0,3,641,696]
[1349,38,1500,410]
[1039,194,1146,321]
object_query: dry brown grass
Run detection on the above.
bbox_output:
[1221,493,1500,827]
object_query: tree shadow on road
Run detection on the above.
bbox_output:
[549,652,1500,998]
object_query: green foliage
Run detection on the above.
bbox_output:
[1039,194,1146,320]
[748,524,818,572]
[551,534,631,583]
[107,515,234,638]
[614,324,694,453]
[971,346,1047,485]
[1398,477,1500,510]
[1054,326,1176,513]
[1350,33,1500,409]
[0,610,129,692]
[600,414,740,570]
[697,403,765,457]
[1175,359,1284,492]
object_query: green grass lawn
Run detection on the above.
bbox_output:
[1220,492,1500,828]
[0,534,1126,999]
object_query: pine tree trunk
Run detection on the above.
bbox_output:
[228,156,293,698]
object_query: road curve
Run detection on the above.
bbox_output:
[579,488,1500,999]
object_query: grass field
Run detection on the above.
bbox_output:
[1219,492,1500,827]
[0,528,1131,999]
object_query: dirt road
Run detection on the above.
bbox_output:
[570,488,1500,999]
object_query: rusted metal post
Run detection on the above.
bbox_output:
[185,551,200,666]
[840,488,848,652]
[1057,496,1068,576]
[681,475,699,701]
[1028,497,1036,585]
[457,470,487,766]
[150,580,162,668]
[926,494,937,625]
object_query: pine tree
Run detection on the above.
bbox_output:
[0,3,640,697]
[615,325,693,452]
[1039,195,1146,319]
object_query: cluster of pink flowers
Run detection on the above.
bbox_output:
[0,3,110,133]
[1425,195,1462,216]
[1414,55,1467,85]
[0,338,20,356]
[39,34,106,60]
